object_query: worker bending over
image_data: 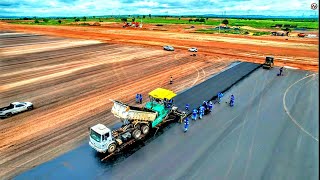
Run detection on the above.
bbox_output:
[217,92,223,104]
[277,67,284,76]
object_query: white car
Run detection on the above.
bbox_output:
[0,102,33,119]
[188,47,198,52]
[163,45,174,51]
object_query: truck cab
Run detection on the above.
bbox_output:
[89,124,114,153]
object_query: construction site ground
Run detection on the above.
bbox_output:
[0,21,318,179]
[16,67,319,180]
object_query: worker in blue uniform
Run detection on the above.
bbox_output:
[185,104,190,111]
[135,94,139,103]
[203,101,208,110]
[199,106,205,119]
[192,108,198,121]
[167,99,173,108]
[217,92,223,104]
[208,101,213,112]
[184,117,189,132]
[230,94,235,107]
[139,94,143,104]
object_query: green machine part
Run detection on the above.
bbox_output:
[145,102,170,128]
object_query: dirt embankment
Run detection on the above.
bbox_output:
[0,33,235,178]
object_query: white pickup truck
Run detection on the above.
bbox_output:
[0,102,33,119]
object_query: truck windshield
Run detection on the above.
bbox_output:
[90,130,101,142]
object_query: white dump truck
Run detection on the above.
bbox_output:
[89,88,186,161]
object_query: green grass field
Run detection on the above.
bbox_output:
[7,17,318,29]
[195,28,271,36]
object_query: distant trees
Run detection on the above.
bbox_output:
[132,18,135,22]
[83,16,87,21]
[149,14,151,18]
[121,18,127,22]
[58,19,62,24]
[43,18,49,23]
[188,18,205,23]
[198,18,205,22]
[222,19,229,25]
[143,15,146,18]
[74,18,80,22]
[34,19,39,23]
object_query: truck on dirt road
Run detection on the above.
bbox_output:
[89,88,187,160]
[0,102,33,119]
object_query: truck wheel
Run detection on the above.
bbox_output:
[108,143,116,153]
[27,106,33,110]
[141,125,150,135]
[5,113,12,118]
[132,129,141,139]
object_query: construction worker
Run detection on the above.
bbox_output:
[135,94,139,103]
[217,92,223,104]
[278,67,284,76]
[192,108,198,121]
[139,94,143,104]
[229,94,235,107]
[208,101,213,112]
[167,99,173,108]
[199,106,205,119]
[184,117,190,132]
[203,101,208,110]
[170,76,173,84]
[185,104,190,111]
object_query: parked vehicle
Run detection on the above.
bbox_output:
[188,47,198,52]
[163,45,174,51]
[0,102,33,119]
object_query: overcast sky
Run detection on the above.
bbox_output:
[0,0,319,17]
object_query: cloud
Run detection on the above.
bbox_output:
[0,0,319,16]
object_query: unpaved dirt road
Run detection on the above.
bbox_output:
[0,31,232,179]
[0,22,318,71]
[0,20,318,179]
